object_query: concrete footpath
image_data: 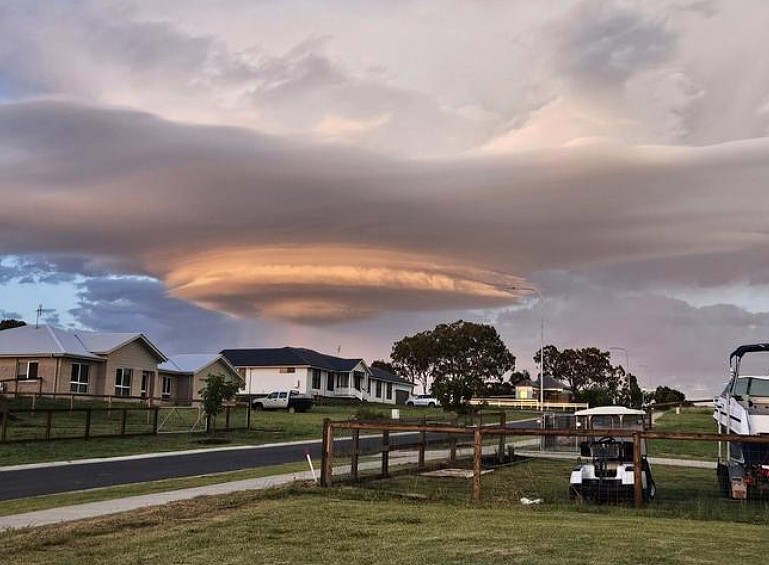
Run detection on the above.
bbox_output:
[0,469,318,532]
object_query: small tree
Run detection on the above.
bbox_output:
[199,373,241,433]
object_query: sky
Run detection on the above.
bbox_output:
[2,0,769,396]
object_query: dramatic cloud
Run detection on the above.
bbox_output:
[1,98,769,327]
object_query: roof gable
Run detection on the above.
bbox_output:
[160,353,238,376]
[0,325,167,362]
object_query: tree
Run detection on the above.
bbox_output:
[537,346,613,397]
[391,331,439,394]
[199,373,241,433]
[0,319,26,331]
[536,345,642,408]
[393,320,515,412]
[653,386,686,405]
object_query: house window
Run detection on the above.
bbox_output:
[162,376,172,400]
[115,368,133,397]
[336,373,349,389]
[375,381,383,398]
[279,367,296,373]
[17,361,39,380]
[311,369,322,390]
[386,382,393,400]
[70,363,90,394]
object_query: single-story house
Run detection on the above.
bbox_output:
[369,366,414,405]
[220,347,414,404]
[158,353,243,404]
[532,375,573,403]
[0,324,177,402]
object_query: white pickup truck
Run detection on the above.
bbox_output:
[251,390,314,413]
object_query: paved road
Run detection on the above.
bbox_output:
[0,419,538,501]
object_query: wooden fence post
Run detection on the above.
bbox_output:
[84,408,92,440]
[418,416,427,469]
[351,428,360,481]
[2,410,9,443]
[225,406,231,431]
[120,408,128,436]
[246,398,252,430]
[633,432,643,509]
[45,410,53,441]
[320,418,334,487]
[152,407,160,434]
[450,416,458,464]
[381,429,390,478]
[473,428,483,501]
[498,412,506,461]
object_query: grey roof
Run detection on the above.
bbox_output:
[221,347,365,373]
[0,324,167,362]
[0,325,101,360]
[370,366,414,387]
[533,375,571,391]
[159,354,238,375]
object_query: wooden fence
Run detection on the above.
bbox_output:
[0,404,251,443]
[319,418,769,508]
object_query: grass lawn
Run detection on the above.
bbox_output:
[2,473,769,565]
[648,407,719,460]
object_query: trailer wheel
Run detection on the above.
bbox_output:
[717,463,730,497]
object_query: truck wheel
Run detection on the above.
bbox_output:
[253,403,264,410]
[428,402,435,408]
[287,406,296,413]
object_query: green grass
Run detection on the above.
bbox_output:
[0,399,538,466]
[648,407,719,460]
[1,476,769,565]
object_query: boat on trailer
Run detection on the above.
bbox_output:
[714,343,769,498]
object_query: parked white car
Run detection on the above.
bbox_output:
[405,394,441,408]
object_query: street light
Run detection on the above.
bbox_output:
[499,284,545,411]
[609,346,630,375]
[638,364,653,392]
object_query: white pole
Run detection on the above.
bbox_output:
[305,449,318,483]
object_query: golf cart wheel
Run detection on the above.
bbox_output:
[644,481,657,502]
[287,406,296,413]
[569,485,583,502]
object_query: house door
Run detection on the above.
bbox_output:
[327,372,335,391]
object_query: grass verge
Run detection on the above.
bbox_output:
[2,475,769,565]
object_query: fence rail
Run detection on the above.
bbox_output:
[0,404,251,443]
[319,418,769,508]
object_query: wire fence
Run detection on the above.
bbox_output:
[0,404,252,442]
[319,412,769,517]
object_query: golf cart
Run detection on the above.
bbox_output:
[569,406,656,503]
